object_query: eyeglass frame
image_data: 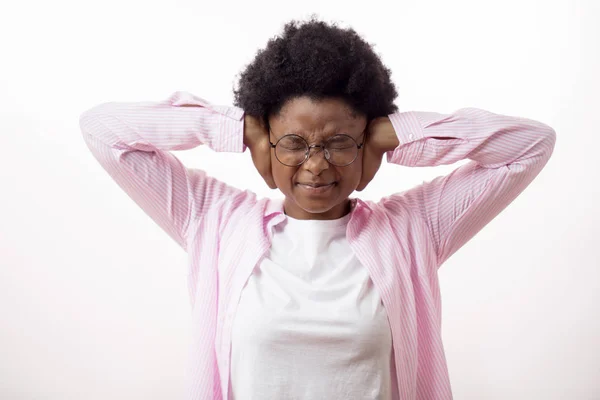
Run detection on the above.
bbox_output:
[268,130,366,167]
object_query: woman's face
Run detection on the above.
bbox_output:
[268,96,368,220]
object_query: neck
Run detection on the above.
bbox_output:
[283,198,352,220]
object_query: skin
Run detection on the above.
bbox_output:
[244,95,401,221]
[267,96,368,220]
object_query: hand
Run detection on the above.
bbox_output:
[356,116,399,192]
[244,114,277,189]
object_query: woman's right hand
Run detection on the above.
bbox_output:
[243,114,277,189]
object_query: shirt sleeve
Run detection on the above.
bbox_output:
[79,91,247,252]
[381,107,557,268]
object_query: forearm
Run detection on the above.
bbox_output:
[385,107,556,169]
[79,91,245,154]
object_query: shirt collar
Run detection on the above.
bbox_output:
[264,197,369,226]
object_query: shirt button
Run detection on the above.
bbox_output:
[409,133,414,139]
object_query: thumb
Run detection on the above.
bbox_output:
[356,135,382,192]
[250,137,277,189]
[356,138,371,192]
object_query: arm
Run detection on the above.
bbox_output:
[381,107,556,268]
[79,91,247,252]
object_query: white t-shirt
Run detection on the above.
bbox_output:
[230,212,398,400]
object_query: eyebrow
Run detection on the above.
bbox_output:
[278,130,357,140]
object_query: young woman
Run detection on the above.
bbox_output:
[79,17,556,400]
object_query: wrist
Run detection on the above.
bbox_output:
[369,117,399,152]
[243,114,267,147]
[243,115,250,146]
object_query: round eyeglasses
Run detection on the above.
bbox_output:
[269,131,365,167]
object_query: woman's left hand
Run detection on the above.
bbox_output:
[356,116,399,192]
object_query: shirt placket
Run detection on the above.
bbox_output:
[220,213,284,400]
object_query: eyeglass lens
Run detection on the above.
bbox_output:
[275,135,358,166]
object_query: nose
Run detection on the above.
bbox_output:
[308,144,326,157]
[303,145,330,172]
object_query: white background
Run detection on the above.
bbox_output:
[1,0,598,399]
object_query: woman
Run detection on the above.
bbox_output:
[79,17,556,400]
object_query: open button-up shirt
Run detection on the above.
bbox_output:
[79,91,556,400]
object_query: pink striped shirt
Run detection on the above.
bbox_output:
[79,91,556,400]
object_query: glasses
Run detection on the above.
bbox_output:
[269,131,365,167]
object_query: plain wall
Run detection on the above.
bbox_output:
[1,0,598,398]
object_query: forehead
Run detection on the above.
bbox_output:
[271,96,366,138]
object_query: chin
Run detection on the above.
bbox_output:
[295,195,343,214]
[298,203,336,214]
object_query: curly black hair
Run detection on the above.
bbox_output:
[233,16,398,128]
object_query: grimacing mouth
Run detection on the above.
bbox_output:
[296,182,337,187]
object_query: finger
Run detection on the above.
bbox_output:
[263,139,277,189]
[265,158,277,189]
[356,137,373,191]
[356,138,382,192]
[255,138,277,189]
[356,148,371,191]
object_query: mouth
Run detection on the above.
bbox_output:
[296,182,337,194]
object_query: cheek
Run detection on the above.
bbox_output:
[270,153,363,192]
[271,163,295,188]
[341,174,361,191]
[341,163,363,186]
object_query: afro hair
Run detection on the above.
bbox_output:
[233,16,399,128]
